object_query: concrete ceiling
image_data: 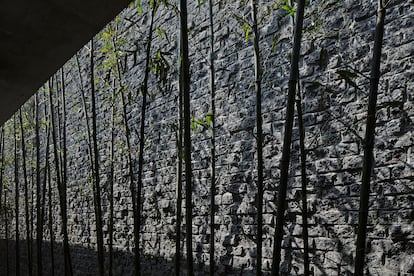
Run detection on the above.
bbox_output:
[0,0,131,125]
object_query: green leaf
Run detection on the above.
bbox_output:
[136,0,142,14]
[195,118,204,126]
[191,116,206,132]
[242,23,251,42]
[271,34,280,52]
[281,0,295,15]
[156,27,165,39]
[115,15,122,26]
[205,113,213,127]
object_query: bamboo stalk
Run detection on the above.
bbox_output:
[136,4,158,275]
[19,108,33,276]
[0,126,4,211]
[288,4,310,273]
[49,77,72,276]
[272,0,306,274]
[251,0,264,274]
[14,114,20,276]
[47,137,55,276]
[4,187,10,276]
[179,0,193,274]
[0,126,7,274]
[208,0,216,275]
[75,53,94,170]
[61,67,73,276]
[108,79,116,276]
[111,30,139,276]
[355,1,386,274]
[36,90,50,276]
[175,95,183,276]
[175,5,184,275]
[90,39,105,276]
[45,82,55,276]
[295,83,310,276]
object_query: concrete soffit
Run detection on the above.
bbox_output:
[0,0,131,124]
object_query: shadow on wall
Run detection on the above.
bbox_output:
[0,239,261,276]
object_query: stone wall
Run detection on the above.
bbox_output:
[0,0,413,275]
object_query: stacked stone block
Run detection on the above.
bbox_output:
[0,0,413,275]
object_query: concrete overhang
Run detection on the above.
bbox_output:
[0,0,131,125]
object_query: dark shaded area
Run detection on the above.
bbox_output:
[0,239,157,276]
[0,239,260,276]
[0,0,130,124]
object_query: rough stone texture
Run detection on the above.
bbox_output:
[0,0,413,275]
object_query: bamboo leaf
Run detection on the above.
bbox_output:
[136,0,143,14]
[156,27,165,39]
[205,113,212,127]
[281,0,295,15]
[242,23,252,42]
[271,34,280,51]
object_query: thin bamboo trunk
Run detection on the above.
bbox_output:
[117,61,139,276]
[121,87,139,275]
[251,1,264,274]
[61,68,68,221]
[1,126,7,275]
[5,187,9,276]
[0,126,4,210]
[46,82,55,276]
[14,114,20,276]
[179,0,193,274]
[208,0,216,275]
[90,39,105,276]
[55,79,64,178]
[75,51,96,258]
[287,4,310,273]
[30,162,34,273]
[175,51,184,276]
[295,83,310,276]
[136,5,157,275]
[40,133,48,242]
[355,1,386,274]
[108,79,116,276]
[271,0,306,274]
[35,91,42,276]
[111,32,139,276]
[75,53,94,168]
[37,92,50,276]
[19,109,33,276]
[175,6,184,275]
[61,68,73,276]
[49,77,72,276]
[47,139,54,276]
